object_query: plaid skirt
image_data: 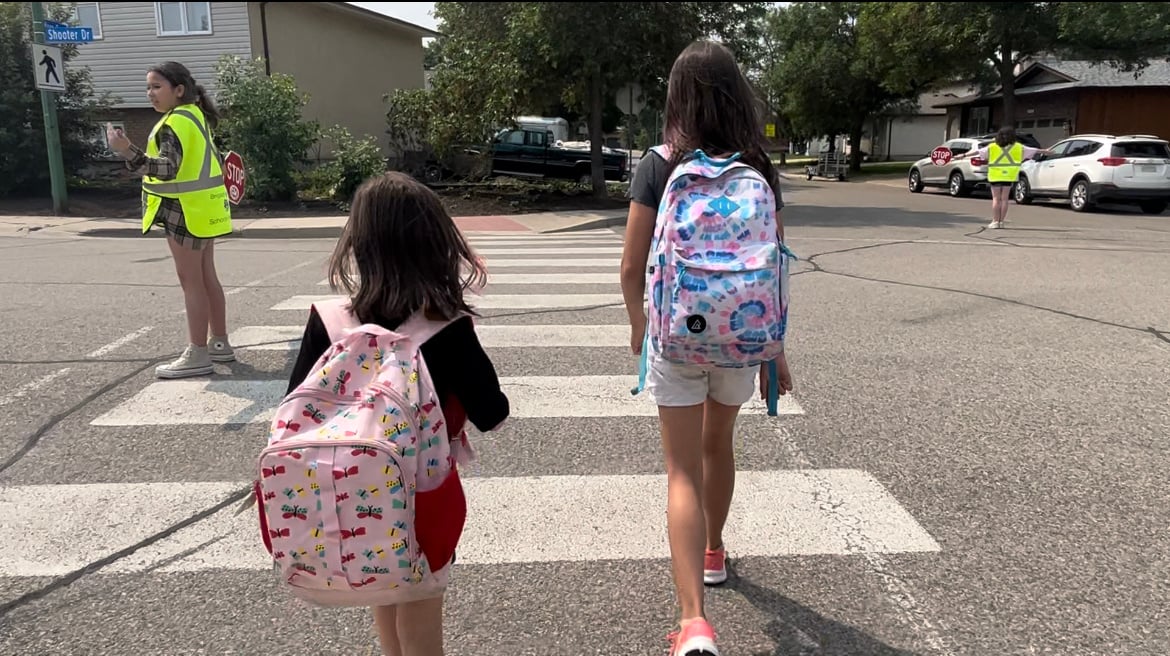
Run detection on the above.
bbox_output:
[148,197,212,251]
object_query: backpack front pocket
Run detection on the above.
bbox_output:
[661,243,783,364]
[258,439,419,593]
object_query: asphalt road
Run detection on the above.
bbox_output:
[1,178,1168,656]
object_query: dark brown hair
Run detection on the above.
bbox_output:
[327,172,487,325]
[995,126,1017,148]
[663,40,779,195]
[148,61,220,129]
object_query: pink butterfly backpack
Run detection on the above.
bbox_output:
[254,298,471,607]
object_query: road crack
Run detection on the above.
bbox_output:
[798,241,1168,347]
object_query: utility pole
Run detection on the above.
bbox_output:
[30,1,68,214]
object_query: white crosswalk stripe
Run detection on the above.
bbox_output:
[272,293,627,311]
[3,229,939,640]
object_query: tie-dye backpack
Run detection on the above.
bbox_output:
[254,299,471,607]
[632,146,795,411]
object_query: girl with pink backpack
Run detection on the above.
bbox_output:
[278,172,510,656]
[620,40,795,656]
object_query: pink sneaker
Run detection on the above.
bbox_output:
[703,546,728,585]
[667,618,719,656]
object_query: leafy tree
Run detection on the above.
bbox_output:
[394,2,768,197]
[865,2,1170,127]
[764,2,947,171]
[213,55,318,202]
[1054,2,1170,67]
[0,2,113,197]
[517,2,768,196]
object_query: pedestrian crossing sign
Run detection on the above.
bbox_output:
[32,43,65,92]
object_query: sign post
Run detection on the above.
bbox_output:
[223,151,246,205]
[30,2,67,214]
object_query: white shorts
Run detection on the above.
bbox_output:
[646,352,759,408]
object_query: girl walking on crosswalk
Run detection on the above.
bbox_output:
[621,40,795,656]
[284,172,510,656]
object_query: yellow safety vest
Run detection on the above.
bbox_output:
[141,103,232,237]
[987,142,1025,183]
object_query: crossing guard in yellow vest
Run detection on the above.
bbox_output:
[954,126,1048,229]
[141,103,232,239]
[987,141,1025,184]
[104,61,237,380]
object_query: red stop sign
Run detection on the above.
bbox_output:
[223,151,246,205]
[930,146,952,166]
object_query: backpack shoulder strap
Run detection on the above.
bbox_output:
[397,310,463,348]
[312,298,360,342]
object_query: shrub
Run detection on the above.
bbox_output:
[318,125,385,203]
[213,55,318,202]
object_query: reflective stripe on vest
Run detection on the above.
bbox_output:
[141,104,232,238]
[142,108,223,195]
[987,142,1024,183]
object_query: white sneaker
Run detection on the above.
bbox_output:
[208,335,235,363]
[156,344,214,379]
[988,220,1002,229]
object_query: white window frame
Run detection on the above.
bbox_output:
[69,2,103,40]
[154,2,213,37]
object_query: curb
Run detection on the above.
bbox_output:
[75,226,344,240]
[535,214,626,234]
[75,215,630,239]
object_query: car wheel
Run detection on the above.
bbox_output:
[422,164,443,184]
[948,171,968,197]
[1069,179,1092,212]
[1140,201,1167,215]
[1014,176,1033,204]
[908,169,924,193]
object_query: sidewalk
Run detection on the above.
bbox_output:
[0,209,628,239]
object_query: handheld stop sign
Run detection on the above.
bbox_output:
[223,151,246,205]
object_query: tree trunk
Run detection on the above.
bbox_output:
[998,56,1017,130]
[849,123,864,172]
[588,68,606,198]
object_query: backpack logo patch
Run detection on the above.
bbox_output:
[686,315,707,333]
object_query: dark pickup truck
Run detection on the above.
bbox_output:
[490,128,628,184]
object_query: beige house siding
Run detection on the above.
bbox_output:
[868,83,977,161]
[70,2,253,108]
[249,2,429,158]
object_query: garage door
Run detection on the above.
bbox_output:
[1018,118,1068,148]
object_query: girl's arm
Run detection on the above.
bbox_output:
[285,310,332,395]
[116,125,184,181]
[620,201,655,331]
[435,318,510,433]
[955,146,988,161]
[620,155,662,350]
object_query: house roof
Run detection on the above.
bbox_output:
[932,58,1170,108]
[331,2,441,38]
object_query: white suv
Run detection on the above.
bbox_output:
[1014,134,1170,214]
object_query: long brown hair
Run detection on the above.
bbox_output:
[662,40,779,195]
[327,172,486,325]
[148,61,221,129]
[995,126,1017,148]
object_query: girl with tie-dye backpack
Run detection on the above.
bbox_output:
[620,40,795,656]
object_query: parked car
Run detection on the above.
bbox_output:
[908,133,1043,197]
[1014,134,1170,214]
[490,128,628,184]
